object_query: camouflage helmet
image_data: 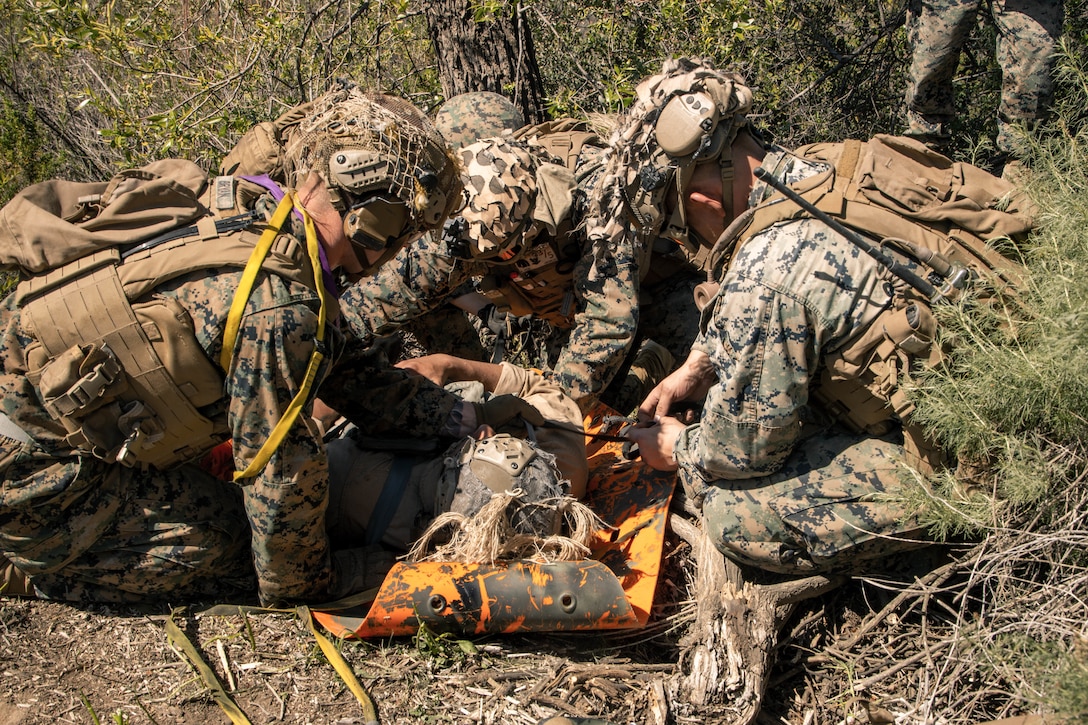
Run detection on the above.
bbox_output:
[434,92,526,149]
[280,86,463,275]
[439,434,567,535]
[457,137,544,261]
[585,57,753,253]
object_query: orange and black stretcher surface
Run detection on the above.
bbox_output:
[313,405,678,638]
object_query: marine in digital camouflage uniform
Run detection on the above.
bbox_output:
[905,0,1065,160]
[627,58,933,575]
[0,87,462,605]
[218,89,482,439]
[350,131,705,414]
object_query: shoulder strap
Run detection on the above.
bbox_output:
[227,192,332,482]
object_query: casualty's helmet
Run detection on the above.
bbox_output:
[440,434,567,536]
[280,86,463,275]
[585,57,753,253]
[434,91,526,149]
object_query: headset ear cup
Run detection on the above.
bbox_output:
[342,195,409,251]
[655,92,718,157]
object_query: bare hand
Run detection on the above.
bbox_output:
[638,350,717,424]
[626,417,685,471]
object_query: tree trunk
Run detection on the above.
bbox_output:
[668,513,843,724]
[420,0,548,124]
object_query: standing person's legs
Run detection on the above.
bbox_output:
[992,0,1065,158]
[905,0,983,148]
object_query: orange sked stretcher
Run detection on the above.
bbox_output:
[314,406,677,638]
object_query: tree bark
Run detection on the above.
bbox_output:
[668,513,843,724]
[420,0,548,124]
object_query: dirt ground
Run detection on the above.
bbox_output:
[0,531,966,725]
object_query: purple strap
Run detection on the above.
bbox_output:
[241,174,339,298]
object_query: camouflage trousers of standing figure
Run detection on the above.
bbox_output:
[0,434,257,603]
[693,425,933,575]
[905,0,1064,156]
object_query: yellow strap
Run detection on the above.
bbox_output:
[298,605,380,724]
[164,608,254,725]
[224,192,331,482]
[220,194,294,371]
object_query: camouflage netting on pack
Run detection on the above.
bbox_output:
[281,87,463,242]
[584,57,753,252]
[458,137,544,259]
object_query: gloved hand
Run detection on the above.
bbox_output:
[477,304,509,335]
[473,394,546,429]
[329,546,397,599]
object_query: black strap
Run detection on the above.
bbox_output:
[364,455,416,546]
[121,210,261,260]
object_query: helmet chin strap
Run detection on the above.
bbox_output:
[718,148,735,236]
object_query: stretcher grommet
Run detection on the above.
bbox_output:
[428,594,447,613]
[559,592,576,613]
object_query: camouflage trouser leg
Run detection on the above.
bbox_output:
[905,0,981,137]
[30,464,257,603]
[697,427,931,575]
[991,0,1064,156]
[603,271,702,414]
[637,272,703,367]
[405,304,487,361]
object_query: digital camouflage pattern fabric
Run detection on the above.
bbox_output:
[345,131,703,410]
[0,90,466,605]
[905,0,1064,156]
[674,148,930,573]
[556,58,752,406]
[0,266,335,604]
[433,91,526,149]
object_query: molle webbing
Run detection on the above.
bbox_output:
[21,254,223,468]
[16,222,317,470]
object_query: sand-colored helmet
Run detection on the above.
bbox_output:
[434,91,526,149]
[585,57,754,253]
[440,434,566,535]
[457,137,544,261]
[280,87,464,274]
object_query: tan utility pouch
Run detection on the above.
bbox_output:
[22,257,224,469]
[814,300,940,435]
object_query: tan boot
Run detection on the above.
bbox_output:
[608,339,676,415]
[0,554,35,598]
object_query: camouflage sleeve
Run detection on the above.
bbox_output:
[673,218,892,483]
[337,233,475,341]
[671,276,811,482]
[318,341,461,438]
[228,300,333,605]
[550,232,641,406]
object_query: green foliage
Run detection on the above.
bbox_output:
[907,46,1088,537]
[412,623,479,669]
[0,0,439,188]
[0,99,64,201]
[529,0,911,146]
[984,634,1088,721]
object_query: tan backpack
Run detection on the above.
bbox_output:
[709,135,1035,472]
[1,160,316,469]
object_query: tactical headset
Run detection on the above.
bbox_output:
[655,88,748,250]
[327,148,449,271]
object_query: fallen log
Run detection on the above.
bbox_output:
[667,512,843,724]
